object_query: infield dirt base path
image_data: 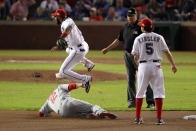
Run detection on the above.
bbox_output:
[0,111,196,131]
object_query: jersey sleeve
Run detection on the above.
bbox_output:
[160,35,169,52]
[39,100,53,116]
[131,37,139,55]
[61,19,73,33]
[59,84,69,92]
[117,28,124,42]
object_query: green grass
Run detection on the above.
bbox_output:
[0,63,127,74]
[0,50,124,58]
[0,76,196,110]
[0,50,196,111]
[0,50,196,63]
[0,82,58,110]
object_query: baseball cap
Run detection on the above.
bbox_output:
[51,9,67,17]
[127,8,137,17]
[138,18,152,28]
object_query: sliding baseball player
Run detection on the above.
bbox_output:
[39,83,117,119]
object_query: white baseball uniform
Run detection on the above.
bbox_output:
[57,17,94,84]
[39,84,106,118]
[132,32,169,99]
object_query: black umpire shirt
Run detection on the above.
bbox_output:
[118,20,142,53]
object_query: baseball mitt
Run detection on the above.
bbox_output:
[56,37,68,50]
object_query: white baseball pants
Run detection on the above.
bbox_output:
[136,62,165,98]
[58,42,93,84]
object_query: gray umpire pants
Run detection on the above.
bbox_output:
[124,51,155,105]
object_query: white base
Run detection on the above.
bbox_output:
[183,115,196,120]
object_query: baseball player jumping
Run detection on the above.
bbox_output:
[131,18,177,125]
[50,9,95,93]
[38,83,117,119]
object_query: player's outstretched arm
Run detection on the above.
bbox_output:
[164,50,177,73]
[101,39,120,54]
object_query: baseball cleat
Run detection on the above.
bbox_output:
[56,73,63,79]
[128,104,136,108]
[87,113,99,119]
[88,64,95,72]
[156,119,165,125]
[134,118,143,124]
[85,76,92,93]
[99,112,117,119]
[146,103,155,108]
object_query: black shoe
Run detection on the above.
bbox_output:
[85,81,90,93]
[88,64,95,72]
[128,104,136,108]
[85,76,92,93]
[134,118,143,124]
[156,119,165,125]
[128,102,136,108]
[146,104,155,108]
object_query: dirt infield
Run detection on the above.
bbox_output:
[0,70,126,83]
[0,111,196,131]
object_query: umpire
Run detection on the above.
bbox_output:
[101,8,155,108]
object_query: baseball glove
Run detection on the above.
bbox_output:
[56,37,68,50]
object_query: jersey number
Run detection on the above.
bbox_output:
[49,91,57,104]
[146,43,154,55]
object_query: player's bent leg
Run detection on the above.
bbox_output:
[80,57,95,72]
[91,105,117,119]
[92,105,105,116]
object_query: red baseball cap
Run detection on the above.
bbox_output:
[51,9,67,17]
[138,18,152,28]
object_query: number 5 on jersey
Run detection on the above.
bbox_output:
[146,43,154,55]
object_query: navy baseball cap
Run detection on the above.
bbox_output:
[127,8,137,17]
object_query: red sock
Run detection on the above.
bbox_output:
[68,83,77,91]
[155,98,163,119]
[136,98,143,118]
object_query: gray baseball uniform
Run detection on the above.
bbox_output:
[39,84,105,118]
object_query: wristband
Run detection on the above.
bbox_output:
[61,32,68,37]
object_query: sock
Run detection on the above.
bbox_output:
[68,83,77,91]
[136,98,143,118]
[155,98,163,119]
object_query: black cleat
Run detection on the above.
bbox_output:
[146,104,155,108]
[128,104,136,108]
[156,119,165,125]
[128,102,136,108]
[134,118,143,124]
[88,64,95,72]
[85,76,92,93]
